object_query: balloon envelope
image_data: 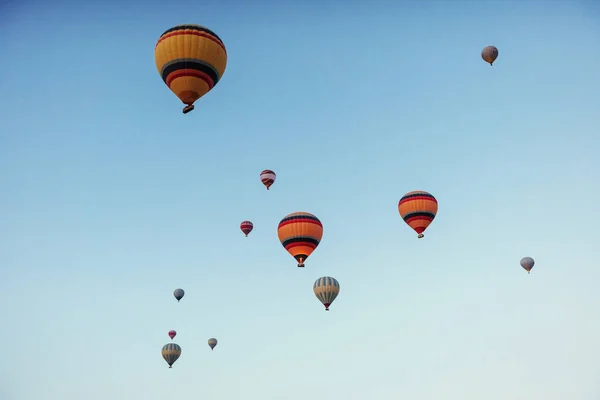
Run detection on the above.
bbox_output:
[277,212,323,267]
[398,191,438,238]
[168,330,177,340]
[154,24,227,114]
[162,343,182,368]
[481,45,499,65]
[240,221,254,236]
[208,338,218,350]
[313,276,340,311]
[174,288,185,302]
[260,170,276,190]
[520,257,535,273]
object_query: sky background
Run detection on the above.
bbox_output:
[1,0,600,399]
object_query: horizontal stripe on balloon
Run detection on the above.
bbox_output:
[278,216,322,227]
[157,25,226,52]
[161,59,220,86]
[402,212,435,222]
[399,194,437,205]
[282,237,320,248]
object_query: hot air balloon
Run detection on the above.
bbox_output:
[481,45,499,66]
[154,24,228,114]
[520,257,535,274]
[313,276,340,311]
[277,212,323,267]
[162,343,182,368]
[174,288,185,302]
[208,338,218,350]
[168,330,177,340]
[398,190,438,239]
[240,221,254,237]
[260,170,276,190]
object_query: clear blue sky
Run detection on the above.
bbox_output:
[1,1,599,399]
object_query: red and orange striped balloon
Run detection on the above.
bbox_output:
[398,191,438,238]
[277,212,323,267]
[154,24,227,114]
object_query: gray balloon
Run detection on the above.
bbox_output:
[208,338,218,350]
[520,257,535,274]
[481,45,499,65]
[173,288,185,302]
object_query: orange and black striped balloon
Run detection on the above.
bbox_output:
[398,191,438,238]
[154,24,227,114]
[277,212,323,267]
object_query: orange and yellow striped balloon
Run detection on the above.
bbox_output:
[277,212,323,267]
[154,24,227,114]
[398,190,438,238]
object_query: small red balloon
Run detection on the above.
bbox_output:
[168,330,177,340]
[240,221,254,237]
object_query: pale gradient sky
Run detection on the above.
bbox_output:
[1,1,600,399]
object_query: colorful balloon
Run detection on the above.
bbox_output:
[162,343,181,368]
[154,24,227,114]
[240,221,254,237]
[168,330,177,340]
[174,288,185,302]
[260,170,276,190]
[313,276,340,311]
[277,212,323,267]
[520,257,535,274]
[481,45,499,66]
[208,338,218,350]
[398,190,438,238]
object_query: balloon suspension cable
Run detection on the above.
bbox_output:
[182,104,195,114]
[418,233,424,239]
